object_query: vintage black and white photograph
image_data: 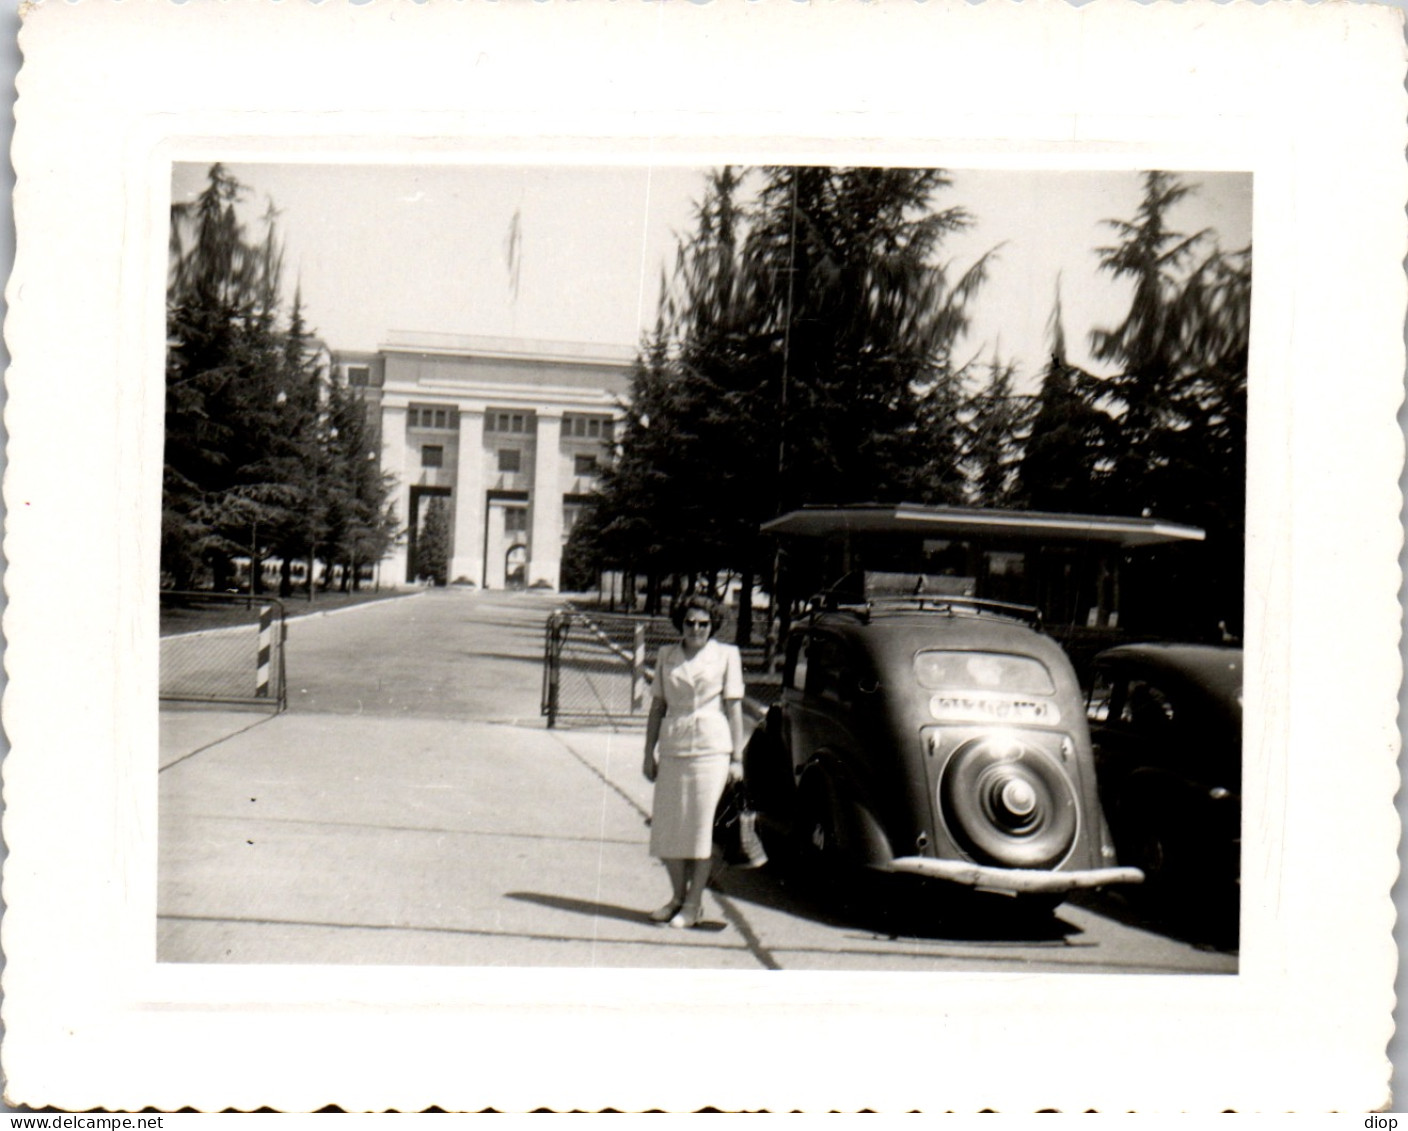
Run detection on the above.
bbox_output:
[159,160,1252,974]
[7,0,1402,1112]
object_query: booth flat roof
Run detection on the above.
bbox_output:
[760,503,1205,547]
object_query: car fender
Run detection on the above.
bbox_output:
[1125,765,1238,847]
[797,756,894,869]
[742,705,795,814]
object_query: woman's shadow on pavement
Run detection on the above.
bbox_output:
[505,892,729,932]
[509,869,1080,945]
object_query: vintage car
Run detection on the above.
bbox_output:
[1086,643,1242,927]
[743,574,1142,914]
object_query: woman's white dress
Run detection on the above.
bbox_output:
[648,638,744,859]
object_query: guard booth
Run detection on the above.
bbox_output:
[761,503,1208,684]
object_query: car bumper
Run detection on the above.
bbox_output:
[884,856,1145,894]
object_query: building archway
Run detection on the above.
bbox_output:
[505,543,528,589]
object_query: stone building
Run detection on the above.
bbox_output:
[332,332,633,589]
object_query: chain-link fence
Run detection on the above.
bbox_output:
[540,606,782,727]
[160,592,288,709]
[540,609,672,727]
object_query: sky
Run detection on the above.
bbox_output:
[171,162,1252,394]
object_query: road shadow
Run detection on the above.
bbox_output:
[708,859,1083,945]
[452,618,549,635]
[1069,888,1240,955]
[460,651,548,667]
[159,706,279,772]
[506,892,727,933]
[546,718,643,732]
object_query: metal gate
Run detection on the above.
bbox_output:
[160,591,288,710]
[541,608,676,727]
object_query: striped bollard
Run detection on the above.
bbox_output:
[630,624,646,712]
[255,605,273,698]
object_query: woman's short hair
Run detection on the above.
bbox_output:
[670,593,725,636]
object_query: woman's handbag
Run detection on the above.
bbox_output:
[713,779,768,869]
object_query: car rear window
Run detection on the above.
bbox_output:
[913,651,1056,695]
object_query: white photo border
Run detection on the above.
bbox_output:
[4,0,1404,1112]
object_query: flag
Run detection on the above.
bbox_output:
[504,207,522,301]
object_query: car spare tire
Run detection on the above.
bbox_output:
[939,737,1078,869]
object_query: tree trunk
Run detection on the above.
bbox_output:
[735,562,754,647]
[279,557,293,598]
[777,552,794,644]
[211,554,232,592]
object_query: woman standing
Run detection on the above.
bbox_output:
[641,594,745,928]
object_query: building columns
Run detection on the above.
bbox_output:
[529,412,563,588]
[381,404,411,585]
[450,408,485,585]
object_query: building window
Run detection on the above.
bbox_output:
[408,404,457,430]
[573,454,598,477]
[347,365,370,387]
[564,414,614,442]
[486,411,532,435]
[422,445,444,469]
[504,507,528,535]
[498,448,522,473]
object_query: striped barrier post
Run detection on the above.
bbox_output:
[278,613,288,711]
[631,623,646,712]
[255,605,273,698]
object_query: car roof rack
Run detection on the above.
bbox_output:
[806,587,1044,630]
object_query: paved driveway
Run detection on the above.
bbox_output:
[159,589,1236,973]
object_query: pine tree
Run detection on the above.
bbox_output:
[166,165,295,590]
[164,164,399,595]
[324,378,399,590]
[1013,288,1117,512]
[963,353,1029,508]
[1077,172,1251,635]
[417,496,452,587]
[746,166,988,511]
[577,166,992,638]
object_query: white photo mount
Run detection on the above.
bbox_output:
[4,0,1405,1113]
